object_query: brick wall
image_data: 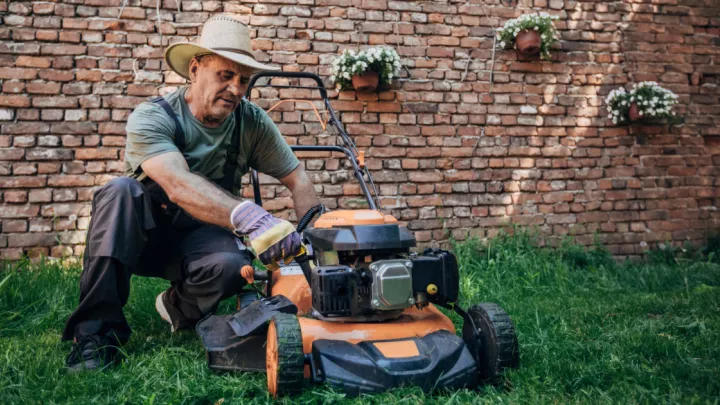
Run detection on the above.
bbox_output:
[0,0,719,260]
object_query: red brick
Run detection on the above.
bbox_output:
[0,205,40,218]
[75,148,120,160]
[41,203,92,217]
[0,95,31,107]
[0,176,46,188]
[0,67,37,80]
[367,102,401,113]
[408,172,444,183]
[26,82,61,94]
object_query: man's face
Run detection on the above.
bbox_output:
[188,54,253,123]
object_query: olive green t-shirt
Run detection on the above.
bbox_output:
[124,87,299,195]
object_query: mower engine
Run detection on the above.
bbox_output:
[304,210,459,320]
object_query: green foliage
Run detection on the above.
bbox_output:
[496,13,560,59]
[2,233,720,404]
[331,47,401,91]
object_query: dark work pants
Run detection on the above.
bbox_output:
[61,177,252,344]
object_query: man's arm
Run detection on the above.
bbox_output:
[279,164,320,222]
[141,151,238,228]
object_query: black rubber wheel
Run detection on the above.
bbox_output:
[266,313,304,397]
[462,303,520,384]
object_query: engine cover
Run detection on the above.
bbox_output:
[369,259,414,310]
[304,224,416,252]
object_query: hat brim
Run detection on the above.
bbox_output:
[165,43,280,80]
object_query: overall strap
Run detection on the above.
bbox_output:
[220,107,242,192]
[151,96,186,151]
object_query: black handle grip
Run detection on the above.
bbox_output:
[297,204,325,234]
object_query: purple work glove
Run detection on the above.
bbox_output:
[230,201,302,266]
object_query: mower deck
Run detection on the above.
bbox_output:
[310,330,477,395]
[198,304,476,396]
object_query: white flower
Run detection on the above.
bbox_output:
[500,41,506,47]
[534,26,539,30]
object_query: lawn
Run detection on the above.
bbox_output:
[1,233,719,404]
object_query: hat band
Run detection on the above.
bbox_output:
[209,47,257,62]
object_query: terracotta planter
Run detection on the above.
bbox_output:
[515,29,541,56]
[629,103,641,121]
[352,71,379,92]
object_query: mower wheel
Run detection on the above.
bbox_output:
[463,303,519,384]
[266,313,304,397]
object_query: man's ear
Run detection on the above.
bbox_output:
[188,57,201,81]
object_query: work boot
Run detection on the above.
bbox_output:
[155,287,199,332]
[65,335,120,372]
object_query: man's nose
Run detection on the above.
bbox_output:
[227,81,245,98]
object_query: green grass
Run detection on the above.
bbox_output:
[1,232,719,404]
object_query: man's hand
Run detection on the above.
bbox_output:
[231,201,302,266]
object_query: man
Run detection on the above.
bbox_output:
[63,15,319,371]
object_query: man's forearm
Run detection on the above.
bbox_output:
[166,171,239,228]
[292,182,320,223]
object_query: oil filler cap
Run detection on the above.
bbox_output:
[427,284,438,295]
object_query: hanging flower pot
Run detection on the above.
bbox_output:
[352,71,379,92]
[516,29,542,56]
[605,82,680,126]
[331,47,402,92]
[628,103,641,121]
[496,13,560,60]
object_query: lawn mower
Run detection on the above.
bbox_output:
[196,71,520,397]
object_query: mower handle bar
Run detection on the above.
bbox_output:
[291,145,376,210]
[245,71,327,100]
[245,70,380,210]
[250,145,377,211]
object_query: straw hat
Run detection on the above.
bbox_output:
[164,15,279,80]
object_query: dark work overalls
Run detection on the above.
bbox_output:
[62,98,252,344]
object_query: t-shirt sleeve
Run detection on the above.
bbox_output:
[247,106,300,179]
[124,102,179,174]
